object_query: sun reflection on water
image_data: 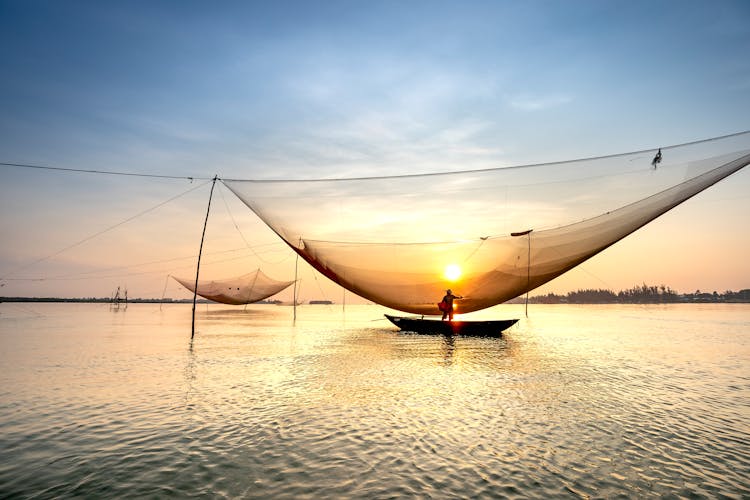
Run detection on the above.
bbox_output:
[1,303,748,498]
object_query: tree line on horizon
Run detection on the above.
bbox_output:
[520,284,750,304]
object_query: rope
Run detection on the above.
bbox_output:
[293,248,300,323]
[4,129,748,184]
[0,161,209,180]
[216,183,292,265]
[220,130,750,183]
[310,267,331,305]
[160,275,171,311]
[0,248,268,283]
[245,270,260,305]
[525,233,531,318]
[0,180,211,283]
[462,236,488,264]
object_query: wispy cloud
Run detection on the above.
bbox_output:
[507,94,573,111]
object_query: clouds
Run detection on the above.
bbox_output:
[506,94,573,111]
[6,1,744,176]
[1,0,749,297]
[2,0,748,173]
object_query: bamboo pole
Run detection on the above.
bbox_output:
[192,176,218,339]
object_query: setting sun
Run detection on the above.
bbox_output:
[444,264,462,281]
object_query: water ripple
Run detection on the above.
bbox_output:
[1,303,749,498]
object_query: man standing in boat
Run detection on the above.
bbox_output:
[439,289,463,321]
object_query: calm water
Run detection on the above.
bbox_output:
[0,302,748,499]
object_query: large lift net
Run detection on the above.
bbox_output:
[223,132,750,315]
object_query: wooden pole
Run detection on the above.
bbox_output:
[192,176,218,339]
[293,252,299,322]
[525,232,531,318]
[511,229,533,318]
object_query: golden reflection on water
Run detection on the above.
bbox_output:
[1,302,749,498]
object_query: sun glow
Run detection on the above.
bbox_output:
[444,264,462,281]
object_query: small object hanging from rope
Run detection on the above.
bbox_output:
[652,148,662,169]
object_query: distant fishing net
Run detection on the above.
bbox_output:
[173,269,294,305]
[223,131,750,314]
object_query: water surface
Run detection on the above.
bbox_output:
[1,302,748,498]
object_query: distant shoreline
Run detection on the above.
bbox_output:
[0,297,283,305]
[506,297,750,304]
[2,290,748,305]
[507,285,750,304]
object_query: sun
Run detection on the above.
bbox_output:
[444,264,462,282]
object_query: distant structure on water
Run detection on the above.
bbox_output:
[110,286,128,310]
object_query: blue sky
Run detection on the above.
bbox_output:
[1,0,749,299]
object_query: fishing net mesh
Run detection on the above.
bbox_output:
[172,269,294,305]
[224,132,750,314]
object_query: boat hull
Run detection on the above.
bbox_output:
[384,314,517,337]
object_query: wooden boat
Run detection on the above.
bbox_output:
[385,314,518,337]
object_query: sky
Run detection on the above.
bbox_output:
[1,0,749,302]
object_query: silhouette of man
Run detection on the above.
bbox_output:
[440,289,462,321]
